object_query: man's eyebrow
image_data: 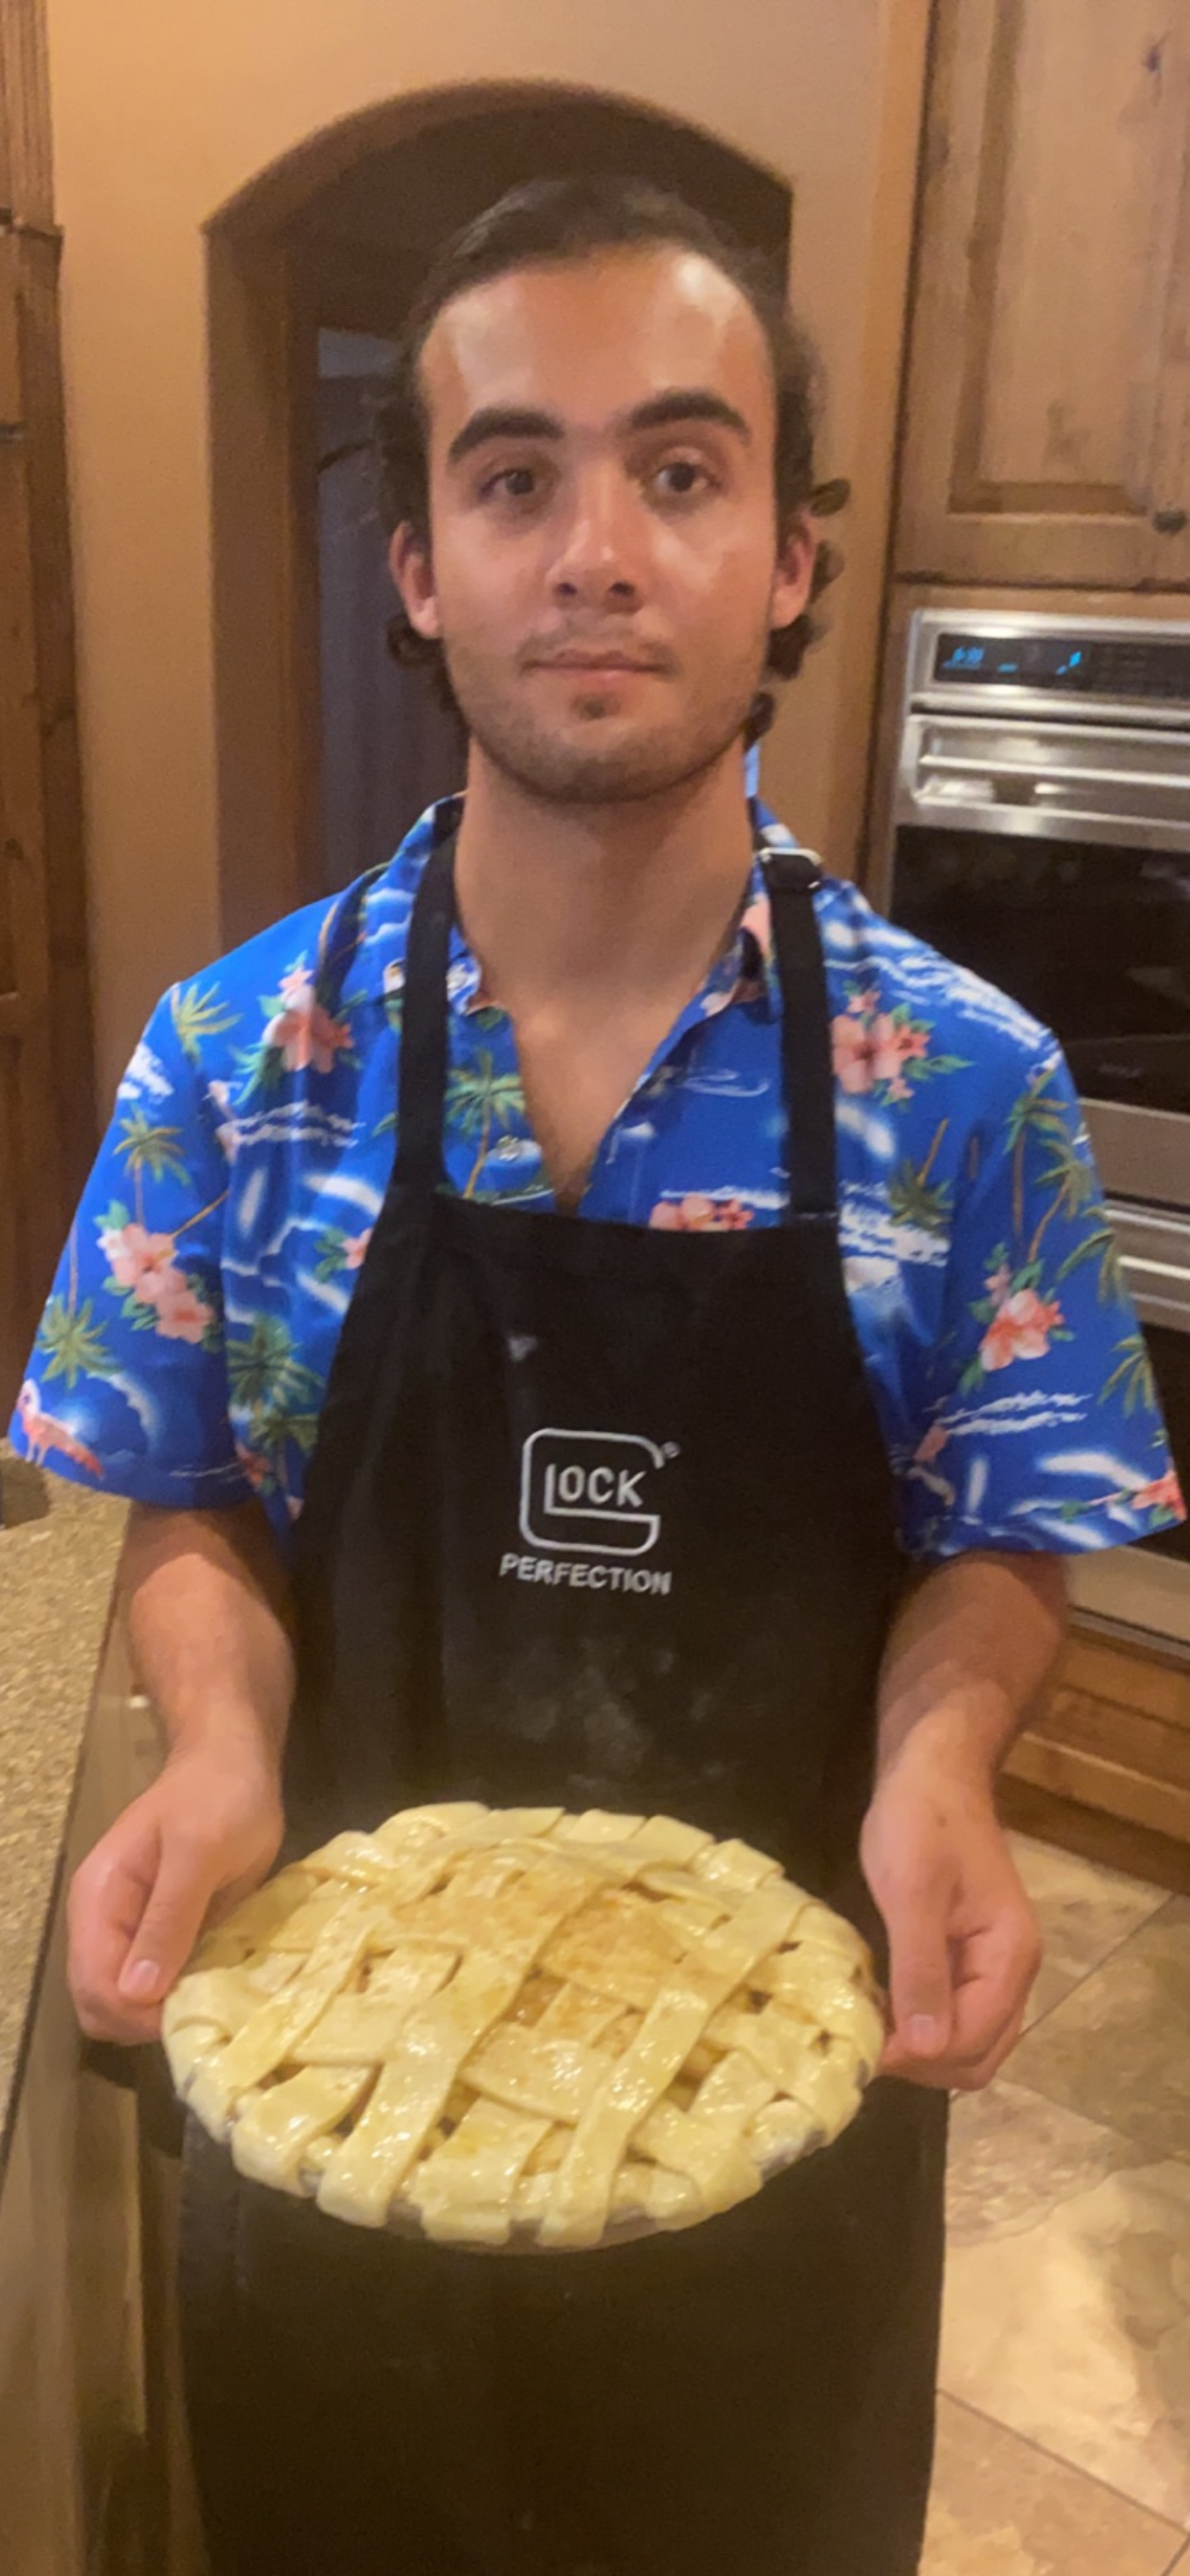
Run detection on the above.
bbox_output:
[446,406,564,470]
[446,389,752,472]
[621,389,752,444]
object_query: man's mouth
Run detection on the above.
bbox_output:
[524,647,672,675]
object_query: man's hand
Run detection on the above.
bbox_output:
[68,1498,296,2045]
[68,1747,285,2045]
[860,1730,1041,2091]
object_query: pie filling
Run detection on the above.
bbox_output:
[164,1804,885,2249]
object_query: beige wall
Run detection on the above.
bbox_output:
[45,0,928,1100]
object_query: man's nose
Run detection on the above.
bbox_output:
[549,466,643,607]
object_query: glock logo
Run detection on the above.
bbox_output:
[520,1429,672,1557]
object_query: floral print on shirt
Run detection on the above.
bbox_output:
[11,796,1184,1563]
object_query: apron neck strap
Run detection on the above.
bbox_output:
[762,849,837,1221]
[395,830,837,1222]
[392,828,457,1191]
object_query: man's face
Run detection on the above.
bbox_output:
[391,245,815,806]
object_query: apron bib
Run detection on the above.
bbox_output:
[180,825,948,2576]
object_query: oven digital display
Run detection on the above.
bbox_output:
[933,632,1190,701]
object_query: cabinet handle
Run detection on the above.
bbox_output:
[1153,506,1188,535]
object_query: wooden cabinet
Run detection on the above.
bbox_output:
[895,0,1190,589]
[0,0,94,1415]
[1000,1627,1190,1894]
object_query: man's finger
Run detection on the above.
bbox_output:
[882,1868,956,2064]
[117,1839,216,2006]
[68,1828,163,2029]
[944,1906,1039,2059]
[882,1932,1035,2088]
[942,1947,1033,2070]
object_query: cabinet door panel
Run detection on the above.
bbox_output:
[0,225,87,1414]
[1148,76,1190,583]
[898,0,1190,585]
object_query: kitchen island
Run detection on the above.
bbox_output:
[0,1449,126,2161]
[0,1447,151,2575]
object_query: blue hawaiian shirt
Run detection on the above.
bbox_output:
[11,797,1184,1564]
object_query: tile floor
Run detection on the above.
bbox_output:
[923,1831,1190,2573]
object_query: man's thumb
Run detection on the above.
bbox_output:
[887,1890,954,2058]
[118,1847,211,2004]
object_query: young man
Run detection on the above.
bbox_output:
[15,181,1181,2574]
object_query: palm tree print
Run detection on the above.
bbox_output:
[1004,1067,1071,1244]
[1055,1221,1126,1306]
[888,1120,951,1234]
[243,1399,322,1500]
[1101,1328,1157,1415]
[226,1314,322,1422]
[35,1230,112,1386]
[171,981,240,1066]
[36,1293,112,1388]
[446,1052,526,1198]
[1025,1131,1096,1265]
[116,1108,189,1224]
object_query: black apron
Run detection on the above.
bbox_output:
[180,823,948,2576]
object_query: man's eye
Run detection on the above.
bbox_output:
[481,465,540,502]
[652,459,714,500]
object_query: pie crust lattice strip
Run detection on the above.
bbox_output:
[164,1805,885,2250]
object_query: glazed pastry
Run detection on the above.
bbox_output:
[164,1805,884,2249]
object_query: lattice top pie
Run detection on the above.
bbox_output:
[164,1803,884,2249]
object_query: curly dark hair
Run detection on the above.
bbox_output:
[373,176,848,748]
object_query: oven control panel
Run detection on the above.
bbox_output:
[933,630,1190,703]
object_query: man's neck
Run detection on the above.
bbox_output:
[452,748,756,1023]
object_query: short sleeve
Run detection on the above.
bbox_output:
[898,1036,1185,1560]
[8,989,252,1510]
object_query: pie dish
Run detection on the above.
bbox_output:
[163,1803,885,2249]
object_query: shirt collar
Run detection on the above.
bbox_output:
[360,793,803,1022]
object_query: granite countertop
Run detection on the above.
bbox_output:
[0,1444,126,2166]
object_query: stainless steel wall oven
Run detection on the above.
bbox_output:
[881,610,1190,1653]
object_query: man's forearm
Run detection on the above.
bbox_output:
[122,1501,296,1777]
[876,1549,1067,1789]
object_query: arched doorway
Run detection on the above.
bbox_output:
[206,85,792,945]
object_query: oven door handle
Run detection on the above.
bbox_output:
[1127,1286,1190,1331]
[916,751,1190,799]
[1118,1249,1190,1334]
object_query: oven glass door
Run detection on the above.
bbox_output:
[1135,1325,1190,1567]
[890,823,1190,1633]
[889,827,1190,1117]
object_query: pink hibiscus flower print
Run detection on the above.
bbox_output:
[99,1220,177,1305]
[342,1229,374,1270]
[868,1013,928,1103]
[979,1286,1064,1373]
[649,1193,755,1232]
[832,987,963,1104]
[153,1276,215,1344]
[1132,1467,1185,1518]
[832,1010,879,1095]
[263,966,352,1076]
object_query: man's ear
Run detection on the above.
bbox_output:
[768,513,817,635]
[389,523,441,640]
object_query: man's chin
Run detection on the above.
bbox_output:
[472,718,742,809]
